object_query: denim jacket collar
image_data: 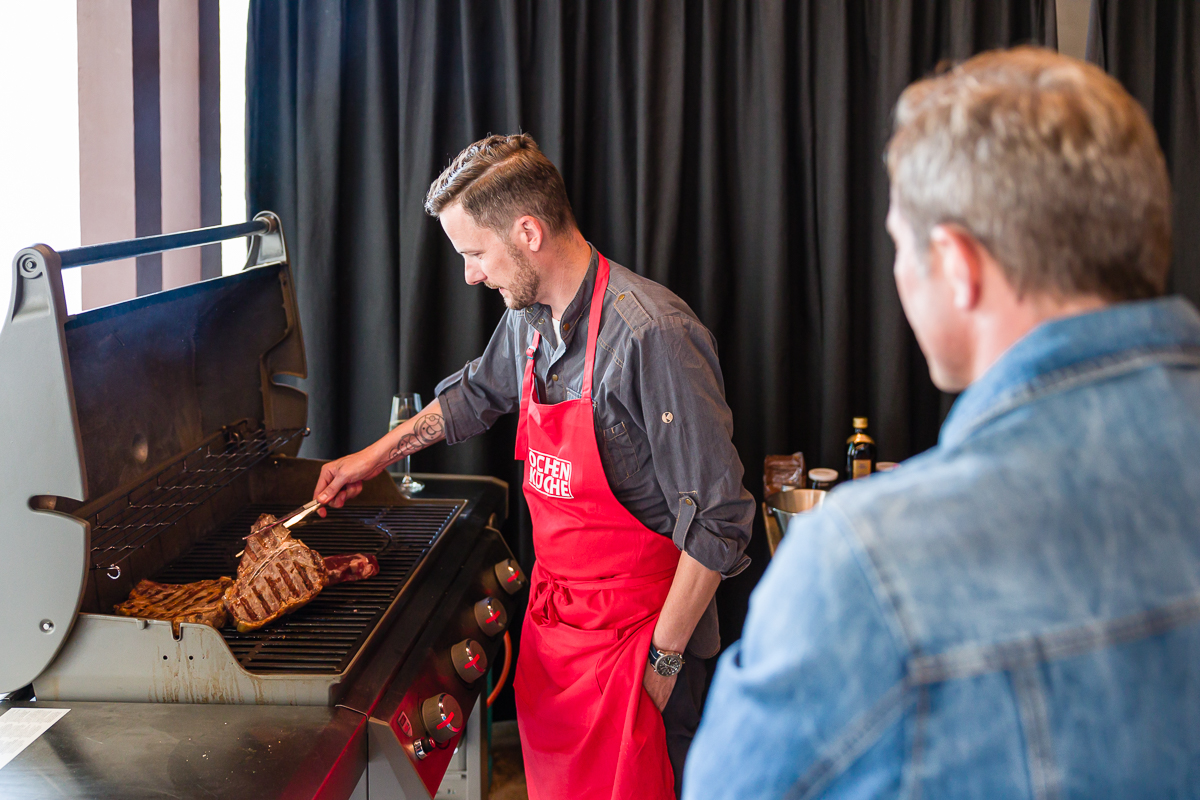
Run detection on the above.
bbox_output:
[940,296,1200,449]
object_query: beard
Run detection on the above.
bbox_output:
[488,244,542,310]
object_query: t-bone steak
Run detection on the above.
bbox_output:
[114,577,234,636]
[224,513,328,632]
[324,553,380,585]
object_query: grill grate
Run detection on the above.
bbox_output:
[85,424,307,575]
[153,501,463,674]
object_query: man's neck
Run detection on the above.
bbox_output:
[538,232,593,320]
[968,292,1109,384]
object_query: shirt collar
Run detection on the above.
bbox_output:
[939,296,1200,448]
[523,246,600,346]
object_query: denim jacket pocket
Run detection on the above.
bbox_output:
[598,421,642,486]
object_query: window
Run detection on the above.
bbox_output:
[0,0,250,328]
[0,1,82,316]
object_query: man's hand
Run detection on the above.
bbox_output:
[643,662,678,712]
[314,447,384,513]
[640,552,720,709]
[312,399,447,515]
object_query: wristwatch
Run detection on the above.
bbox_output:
[648,643,685,677]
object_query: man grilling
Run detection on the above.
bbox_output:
[313,134,754,800]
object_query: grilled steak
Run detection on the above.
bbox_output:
[225,513,328,633]
[324,553,380,585]
[114,577,234,636]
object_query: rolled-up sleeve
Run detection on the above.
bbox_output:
[629,315,755,577]
[435,311,524,445]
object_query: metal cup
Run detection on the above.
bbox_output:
[764,489,826,553]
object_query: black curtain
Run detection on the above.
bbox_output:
[1088,0,1200,307]
[247,0,1055,716]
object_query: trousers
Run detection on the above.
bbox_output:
[662,654,711,800]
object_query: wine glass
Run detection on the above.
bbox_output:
[390,393,425,495]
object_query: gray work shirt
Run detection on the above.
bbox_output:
[435,248,754,657]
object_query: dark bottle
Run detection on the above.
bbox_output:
[846,417,876,479]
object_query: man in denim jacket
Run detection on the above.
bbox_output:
[686,47,1198,799]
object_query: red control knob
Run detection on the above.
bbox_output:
[421,693,464,744]
[451,638,489,683]
[494,558,526,595]
[474,596,508,637]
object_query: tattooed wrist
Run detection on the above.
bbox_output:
[386,413,445,463]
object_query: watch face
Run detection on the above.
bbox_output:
[655,653,684,677]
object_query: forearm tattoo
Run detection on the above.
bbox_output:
[387,413,446,464]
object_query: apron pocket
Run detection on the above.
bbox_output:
[594,618,656,696]
[542,618,619,642]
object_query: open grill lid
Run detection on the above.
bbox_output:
[0,213,307,693]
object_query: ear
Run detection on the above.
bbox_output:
[929,224,984,311]
[511,216,546,253]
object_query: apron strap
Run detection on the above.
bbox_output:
[514,329,542,461]
[581,254,610,402]
[515,252,609,456]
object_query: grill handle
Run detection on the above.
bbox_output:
[57,213,278,269]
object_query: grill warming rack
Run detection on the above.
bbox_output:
[82,422,307,579]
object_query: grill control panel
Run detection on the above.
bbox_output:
[369,524,526,799]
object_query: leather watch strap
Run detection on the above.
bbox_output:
[648,643,685,668]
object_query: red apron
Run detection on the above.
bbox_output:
[513,254,680,800]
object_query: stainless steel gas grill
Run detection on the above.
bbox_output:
[0,217,524,799]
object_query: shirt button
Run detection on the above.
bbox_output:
[562,322,570,332]
[552,374,559,381]
[618,293,625,301]
[684,497,694,506]
[661,412,673,424]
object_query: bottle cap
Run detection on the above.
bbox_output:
[852,417,868,429]
[808,468,839,483]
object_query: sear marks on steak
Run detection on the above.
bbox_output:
[225,513,328,633]
[114,577,234,636]
[324,553,380,585]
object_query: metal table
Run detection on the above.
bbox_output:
[0,700,365,800]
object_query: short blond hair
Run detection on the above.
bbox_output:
[886,46,1171,301]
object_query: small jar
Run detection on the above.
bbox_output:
[807,468,839,491]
